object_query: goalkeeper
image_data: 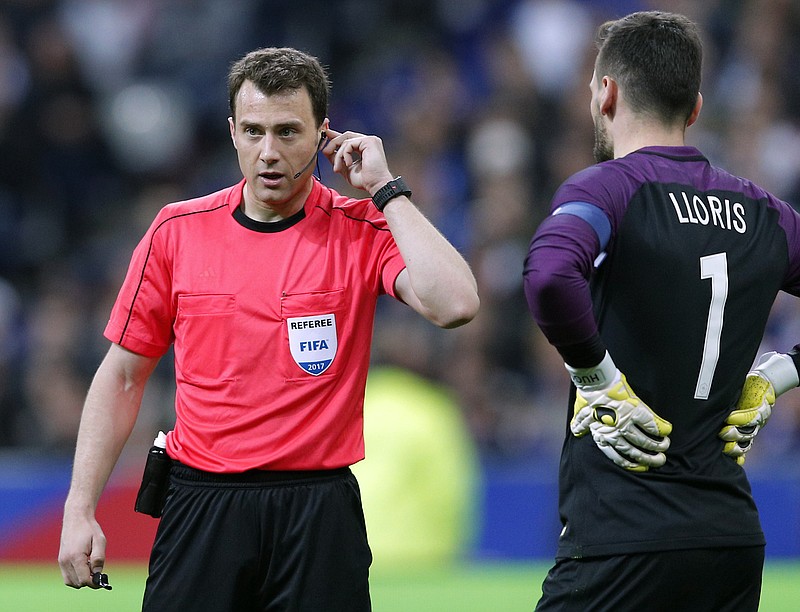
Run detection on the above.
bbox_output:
[523,10,800,612]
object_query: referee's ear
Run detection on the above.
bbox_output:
[228,116,237,149]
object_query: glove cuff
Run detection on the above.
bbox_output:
[565,351,618,390]
[754,352,800,396]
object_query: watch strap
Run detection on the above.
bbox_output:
[372,177,412,212]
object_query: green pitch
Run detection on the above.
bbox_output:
[3,561,800,611]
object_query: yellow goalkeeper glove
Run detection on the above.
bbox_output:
[720,352,799,465]
[567,352,672,472]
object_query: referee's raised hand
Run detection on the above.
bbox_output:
[323,128,393,196]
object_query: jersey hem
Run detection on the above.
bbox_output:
[103,327,168,358]
[556,532,766,559]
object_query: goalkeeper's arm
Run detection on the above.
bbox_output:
[720,347,800,464]
[567,351,673,472]
[522,209,672,470]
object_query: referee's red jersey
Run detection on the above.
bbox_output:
[105,178,406,472]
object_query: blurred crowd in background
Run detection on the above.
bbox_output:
[2,0,800,469]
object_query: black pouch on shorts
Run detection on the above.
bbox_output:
[134,439,172,518]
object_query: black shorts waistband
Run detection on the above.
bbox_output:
[171,462,351,487]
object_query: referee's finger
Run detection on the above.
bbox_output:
[59,559,79,588]
[87,540,107,589]
[59,553,90,588]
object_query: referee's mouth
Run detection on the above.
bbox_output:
[258,171,285,187]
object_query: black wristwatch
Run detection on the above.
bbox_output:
[372,176,412,212]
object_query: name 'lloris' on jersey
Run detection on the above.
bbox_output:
[669,190,746,233]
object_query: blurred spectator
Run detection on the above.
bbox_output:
[0,277,24,446]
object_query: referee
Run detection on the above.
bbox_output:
[524,11,800,611]
[58,47,479,611]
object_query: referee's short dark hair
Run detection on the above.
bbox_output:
[228,47,331,127]
[594,11,702,127]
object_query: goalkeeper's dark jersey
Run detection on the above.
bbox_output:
[524,146,800,559]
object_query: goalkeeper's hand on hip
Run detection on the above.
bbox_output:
[720,351,799,465]
[567,352,672,472]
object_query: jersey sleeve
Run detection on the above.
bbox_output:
[340,198,406,299]
[379,239,407,300]
[523,211,606,366]
[104,210,176,357]
[524,164,639,366]
[773,195,800,295]
[367,209,406,299]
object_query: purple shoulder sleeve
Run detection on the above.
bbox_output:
[523,212,604,358]
[774,198,800,295]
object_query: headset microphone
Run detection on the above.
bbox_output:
[293,133,326,180]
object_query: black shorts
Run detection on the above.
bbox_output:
[141,463,372,612]
[535,546,764,612]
